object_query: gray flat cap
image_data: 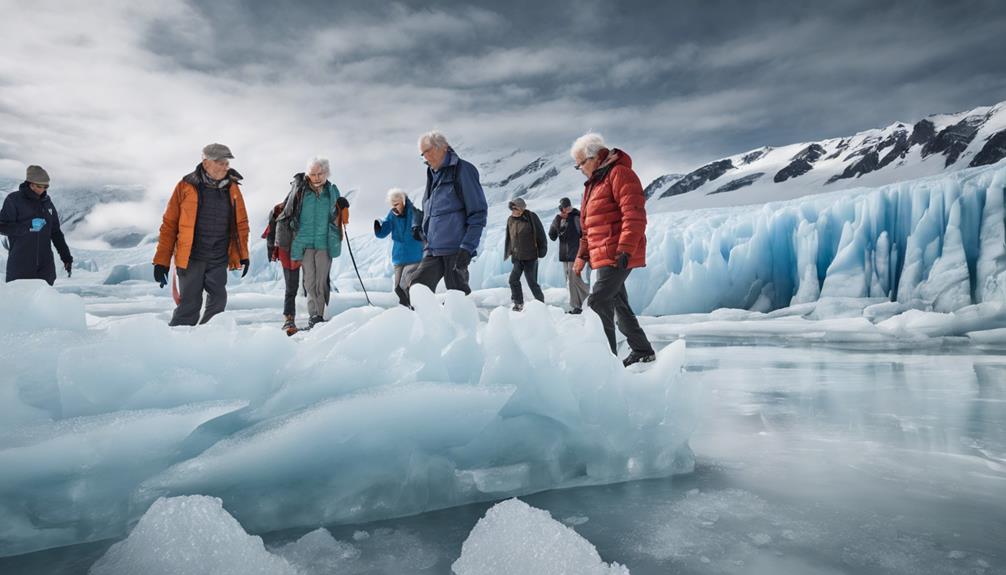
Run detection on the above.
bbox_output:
[508,197,527,210]
[202,143,234,161]
[26,165,50,185]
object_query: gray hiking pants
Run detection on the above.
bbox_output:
[170,259,228,326]
[301,248,332,319]
[394,262,420,307]
[563,261,590,310]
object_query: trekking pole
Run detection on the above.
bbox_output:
[340,219,373,306]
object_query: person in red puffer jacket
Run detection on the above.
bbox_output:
[571,133,656,367]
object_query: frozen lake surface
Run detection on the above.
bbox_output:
[3,299,1003,574]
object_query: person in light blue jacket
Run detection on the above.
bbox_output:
[374,188,424,307]
[407,131,488,296]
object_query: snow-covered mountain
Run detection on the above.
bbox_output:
[647,100,1006,211]
[0,178,144,231]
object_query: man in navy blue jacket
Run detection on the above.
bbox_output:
[0,165,73,285]
[407,131,488,296]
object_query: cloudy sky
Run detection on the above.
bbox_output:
[1,0,1004,233]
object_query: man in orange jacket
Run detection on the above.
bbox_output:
[153,143,250,326]
[571,133,656,367]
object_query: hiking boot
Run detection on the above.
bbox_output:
[282,316,298,336]
[307,315,326,329]
[512,303,524,312]
[623,350,656,367]
[567,308,582,315]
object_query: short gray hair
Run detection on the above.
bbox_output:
[386,187,407,204]
[570,133,607,161]
[418,131,449,151]
[306,157,330,175]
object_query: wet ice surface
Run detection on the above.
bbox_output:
[4,330,1004,574]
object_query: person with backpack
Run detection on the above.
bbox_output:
[273,157,349,330]
[548,197,589,314]
[0,165,73,285]
[373,188,424,307]
[264,201,302,335]
[504,197,547,311]
[570,133,656,367]
[407,131,488,296]
[153,143,250,326]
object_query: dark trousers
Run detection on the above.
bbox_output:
[406,253,471,301]
[588,266,654,355]
[283,267,300,317]
[170,259,228,326]
[509,258,544,305]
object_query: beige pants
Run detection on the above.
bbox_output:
[301,248,332,318]
[563,260,591,310]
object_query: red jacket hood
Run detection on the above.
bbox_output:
[588,148,632,184]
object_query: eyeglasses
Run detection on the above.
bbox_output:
[574,156,594,170]
[419,147,432,157]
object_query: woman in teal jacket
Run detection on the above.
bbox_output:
[275,158,349,328]
[374,188,424,306]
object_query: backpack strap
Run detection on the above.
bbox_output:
[424,155,467,213]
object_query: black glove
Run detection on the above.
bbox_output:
[616,252,630,270]
[154,264,169,288]
[336,196,350,210]
[241,259,250,278]
[64,260,73,278]
[412,226,423,241]
[455,249,471,269]
[374,219,382,234]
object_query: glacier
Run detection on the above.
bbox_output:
[310,161,1006,317]
[1,161,1005,565]
[0,281,696,557]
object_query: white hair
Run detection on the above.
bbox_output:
[306,157,330,175]
[418,131,450,151]
[386,187,408,204]
[570,133,607,161]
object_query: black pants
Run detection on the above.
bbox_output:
[170,259,228,326]
[283,267,300,317]
[509,258,544,305]
[588,266,654,355]
[406,252,471,301]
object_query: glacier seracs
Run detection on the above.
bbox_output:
[319,162,1006,316]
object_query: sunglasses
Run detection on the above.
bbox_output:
[31,183,50,190]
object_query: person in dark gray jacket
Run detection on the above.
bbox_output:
[0,165,72,285]
[504,197,547,311]
[548,197,589,314]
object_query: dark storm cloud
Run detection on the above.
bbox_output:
[143,0,1006,167]
[1,0,1003,234]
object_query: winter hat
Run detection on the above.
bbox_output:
[558,197,571,209]
[202,143,234,161]
[26,165,50,185]
[508,197,527,210]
